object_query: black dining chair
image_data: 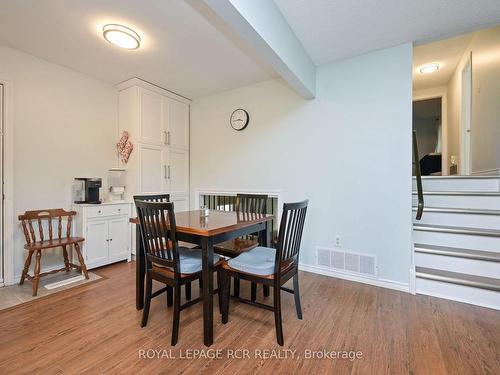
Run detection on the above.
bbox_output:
[214,193,268,300]
[221,200,308,346]
[134,194,195,303]
[135,199,223,345]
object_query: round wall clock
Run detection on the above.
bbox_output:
[230,109,249,131]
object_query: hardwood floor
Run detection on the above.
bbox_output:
[0,261,498,374]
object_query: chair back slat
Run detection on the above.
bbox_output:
[275,200,308,271]
[134,199,179,272]
[134,193,170,203]
[18,209,77,244]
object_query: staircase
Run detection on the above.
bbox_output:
[411,176,500,310]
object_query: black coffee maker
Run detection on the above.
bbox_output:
[73,178,102,204]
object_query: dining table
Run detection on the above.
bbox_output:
[130,209,274,346]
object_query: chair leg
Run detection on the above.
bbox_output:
[185,282,192,301]
[217,269,223,315]
[171,285,181,346]
[32,250,42,297]
[166,286,173,307]
[273,283,284,346]
[198,277,203,290]
[141,274,152,327]
[62,245,71,272]
[222,271,230,324]
[20,250,34,285]
[293,273,303,320]
[233,277,240,298]
[74,243,89,279]
[251,282,257,302]
[263,285,270,297]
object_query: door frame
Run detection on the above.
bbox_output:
[0,78,15,286]
[413,87,448,175]
[460,53,472,175]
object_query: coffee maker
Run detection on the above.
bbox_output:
[73,178,102,204]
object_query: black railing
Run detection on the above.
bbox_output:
[413,130,424,220]
[200,193,278,242]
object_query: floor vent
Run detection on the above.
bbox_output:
[317,247,377,278]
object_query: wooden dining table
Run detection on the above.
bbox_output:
[130,209,273,346]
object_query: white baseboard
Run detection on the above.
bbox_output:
[12,263,66,285]
[472,168,500,176]
[299,263,410,293]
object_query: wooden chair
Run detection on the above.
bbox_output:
[135,199,223,346]
[214,193,268,299]
[18,208,89,296]
[133,194,196,303]
[221,200,308,346]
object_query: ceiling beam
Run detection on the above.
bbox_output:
[192,0,316,99]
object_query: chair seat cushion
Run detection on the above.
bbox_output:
[227,246,276,276]
[154,247,221,275]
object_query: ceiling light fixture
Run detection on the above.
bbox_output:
[419,63,440,74]
[103,24,140,49]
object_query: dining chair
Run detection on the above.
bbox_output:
[214,193,268,300]
[135,199,223,345]
[221,200,308,346]
[134,194,194,304]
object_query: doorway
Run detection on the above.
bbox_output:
[460,54,472,175]
[412,97,443,176]
[0,83,3,285]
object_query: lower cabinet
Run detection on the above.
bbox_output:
[72,202,132,270]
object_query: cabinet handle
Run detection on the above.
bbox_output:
[98,210,102,214]
[164,165,167,179]
[164,130,171,145]
[167,131,171,145]
[167,165,171,179]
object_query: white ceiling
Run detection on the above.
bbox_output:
[412,33,473,91]
[0,0,274,99]
[273,0,500,65]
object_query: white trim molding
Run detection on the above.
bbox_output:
[299,263,410,293]
[0,78,14,285]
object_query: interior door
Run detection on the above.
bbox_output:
[461,53,472,175]
[138,144,168,193]
[108,216,129,260]
[85,220,108,267]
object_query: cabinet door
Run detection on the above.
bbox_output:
[140,89,164,145]
[167,149,188,194]
[85,220,108,267]
[170,196,189,212]
[138,144,169,193]
[108,216,129,260]
[166,99,189,150]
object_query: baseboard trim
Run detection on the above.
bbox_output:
[298,263,410,293]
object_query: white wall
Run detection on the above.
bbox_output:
[0,44,118,281]
[191,44,413,286]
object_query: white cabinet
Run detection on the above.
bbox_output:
[72,202,132,269]
[118,78,190,213]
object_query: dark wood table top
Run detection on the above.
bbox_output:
[129,209,273,237]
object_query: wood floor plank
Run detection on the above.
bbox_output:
[0,261,498,375]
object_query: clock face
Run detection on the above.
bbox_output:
[230,109,249,131]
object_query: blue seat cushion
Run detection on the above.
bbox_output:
[155,247,221,274]
[227,246,276,276]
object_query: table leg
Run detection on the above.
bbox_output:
[201,237,214,346]
[136,224,145,310]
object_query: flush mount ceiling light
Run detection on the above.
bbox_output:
[419,63,440,74]
[103,24,140,49]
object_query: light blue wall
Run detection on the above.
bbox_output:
[191,44,413,285]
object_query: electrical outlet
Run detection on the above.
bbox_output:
[335,235,341,248]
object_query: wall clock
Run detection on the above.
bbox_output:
[230,109,249,131]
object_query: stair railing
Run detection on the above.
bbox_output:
[413,130,424,220]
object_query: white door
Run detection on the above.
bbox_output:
[166,99,189,150]
[0,84,3,285]
[461,54,472,175]
[168,149,188,194]
[140,89,164,145]
[85,220,109,267]
[108,216,129,261]
[138,144,168,193]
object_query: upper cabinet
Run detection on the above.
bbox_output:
[117,78,190,207]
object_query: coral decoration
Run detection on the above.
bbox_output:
[117,131,134,163]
